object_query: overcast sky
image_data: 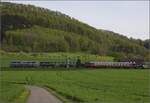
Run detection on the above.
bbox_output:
[5,0,150,40]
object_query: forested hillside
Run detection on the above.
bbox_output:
[0,2,149,61]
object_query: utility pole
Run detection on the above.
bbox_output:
[65,56,70,68]
[66,57,70,68]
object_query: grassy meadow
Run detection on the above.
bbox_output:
[0,52,149,103]
[0,82,29,103]
[0,69,149,103]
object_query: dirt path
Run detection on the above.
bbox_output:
[25,85,63,103]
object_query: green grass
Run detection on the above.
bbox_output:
[0,52,114,67]
[0,82,28,103]
[0,69,149,103]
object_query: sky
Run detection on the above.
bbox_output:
[5,0,150,40]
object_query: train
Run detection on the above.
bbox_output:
[84,61,143,68]
[10,61,144,68]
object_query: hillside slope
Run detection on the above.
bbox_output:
[0,2,149,60]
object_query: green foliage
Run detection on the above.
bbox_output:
[143,39,150,49]
[3,26,104,53]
